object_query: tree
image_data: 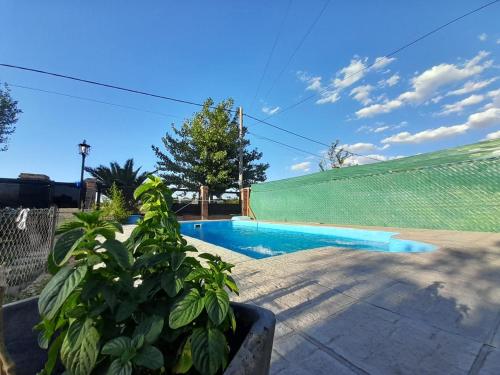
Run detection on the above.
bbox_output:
[0,84,22,151]
[152,98,268,196]
[100,182,131,222]
[85,158,149,210]
[319,140,352,171]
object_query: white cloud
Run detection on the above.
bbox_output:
[379,74,400,87]
[372,56,396,70]
[431,95,444,104]
[356,99,403,118]
[356,121,407,134]
[297,71,323,91]
[483,89,500,109]
[290,161,311,172]
[373,125,390,133]
[299,55,396,106]
[497,38,500,45]
[447,78,497,96]
[342,142,378,153]
[356,51,493,118]
[333,58,368,90]
[438,94,484,115]
[399,51,492,103]
[478,33,488,42]
[262,105,280,115]
[382,125,469,144]
[316,91,340,104]
[342,142,390,153]
[350,85,374,105]
[484,130,500,140]
[467,107,500,128]
[382,107,500,144]
[344,153,403,166]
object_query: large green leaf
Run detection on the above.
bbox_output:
[60,319,100,375]
[102,239,130,269]
[185,267,211,282]
[107,359,132,375]
[191,327,228,375]
[55,220,85,235]
[161,271,184,297]
[133,315,164,344]
[133,182,152,200]
[38,265,87,320]
[133,345,164,370]
[169,289,205,329]
[88,227,116,240]
[204,289,230,325]
[42,331,64,375]
[172,338,193,374]
[115,300,137,322]
[170,252,186,271]
[224,275,239,295]
[53,228,84,266]
[101,336,132,357]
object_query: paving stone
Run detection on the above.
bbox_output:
[279,289,356,331]
[273,333,319,363]
[295,349,359,375]
[366,281,500,342]
[274,319,294,338]
[310,302,481,375]
[479,348,500,374]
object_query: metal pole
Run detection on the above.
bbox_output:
[79,153,86,211]
[238,106,243,190]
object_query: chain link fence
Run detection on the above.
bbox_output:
[0,207,57,295]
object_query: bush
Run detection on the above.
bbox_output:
[36,176,239,375]
[100,183,131,223]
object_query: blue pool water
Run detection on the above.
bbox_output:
[180,221,435,259]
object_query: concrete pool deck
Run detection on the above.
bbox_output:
[119,225,500,374]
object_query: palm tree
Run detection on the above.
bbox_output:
[85,159,150,210]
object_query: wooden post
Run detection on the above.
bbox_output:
[200,186,208,220]
[238,107,243,191]
[240,187,251,217]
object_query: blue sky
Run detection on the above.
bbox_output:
[1,1,499,183]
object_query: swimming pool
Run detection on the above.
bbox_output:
[180,220,435,259]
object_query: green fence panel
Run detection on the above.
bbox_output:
[250,139,500,232]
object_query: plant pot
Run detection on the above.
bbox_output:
[3,297,276,375]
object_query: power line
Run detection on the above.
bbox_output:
[248,0,292,112]
[244,113,384,162]
[0,63,238,113]
[245,112,329,147]
[263,0,500,118]
[8,83,181,119]
[262,0,330,101]
[247,130,323,159]
[0,62,383,161]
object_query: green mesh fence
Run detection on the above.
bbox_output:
[250,139,500,232]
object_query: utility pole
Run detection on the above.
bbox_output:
[238,106,244,190]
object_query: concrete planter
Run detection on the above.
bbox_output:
[3,297,275,375]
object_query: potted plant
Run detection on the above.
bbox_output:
[2,176,275,375]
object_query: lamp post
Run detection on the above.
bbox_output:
[78,139,91,210]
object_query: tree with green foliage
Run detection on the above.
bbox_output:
[319,140,352,171]
[100,183,131,223]
[0,84,22,152]
[152,98,268,196]
[85,159,149,210]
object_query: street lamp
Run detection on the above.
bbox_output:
[78,139,91,210]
